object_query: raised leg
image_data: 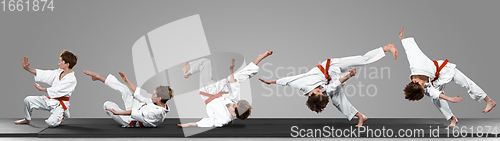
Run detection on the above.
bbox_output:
[326,47,387,71]
[185,58,215,87]
[104,74,135,111]
[452,68,495,113]
[182,62,191,79]
[229,58,236,83]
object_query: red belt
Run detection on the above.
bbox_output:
[128,120,144,127]
[199,91,229,105]
[431,59,449,83]
[46,96,70,110]
[317,59,332,84]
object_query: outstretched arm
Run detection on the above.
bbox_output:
[259,79,276,85]
[22,56,36,75]
[177,122,197,127]
[439,93,463,103]
[339,68,356,84]
[119,72,136,92]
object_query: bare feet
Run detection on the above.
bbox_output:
[383,43,398,59]
[229,58,235,70]
[355,113,368,127]
[482,96,496,114]
[182,62,191,79]
[229,58,236,83]
[14,119,30,125]
[118,72,129,83]
[399,27,405,40]
[84,70,105,82]
[83,70,97,81]
[449,116,458,127]
[259,78,276,85]
[261,50,273,58]
[253,50,273,65]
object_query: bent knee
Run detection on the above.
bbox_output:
[200,58,211,64]
[24,96,38,103]
[45,119,61,127]
[103,101,113,109]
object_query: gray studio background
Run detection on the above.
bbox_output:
[1,0,499,119]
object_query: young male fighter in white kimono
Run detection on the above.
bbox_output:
[399,27,496,127]
[259,44,397,127]
[177,50,273,127]
[83,71,173,127]
[14,50,78,127]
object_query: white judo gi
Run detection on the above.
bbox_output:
[102,74,169,127]
[187,58,258,127]
[276,47,386,120]
[23,69,77,127]
[402,37,488,120]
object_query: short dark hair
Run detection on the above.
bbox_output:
[306,94,329,113]
[235,100,251,120]
[404,81,425,101]
[155,85,173,104]
[60,50,77,69]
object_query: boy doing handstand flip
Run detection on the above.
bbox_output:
[178,50,272,127]
[260,44,397,127]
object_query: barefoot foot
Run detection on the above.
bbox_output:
[355,114,368,127]
[182,62,191,79]
[383,43,398,59]
[482,100,496,114]
[229,59,235,70]
[254,50,273,65]
[259,50,273,59]
[83,70,99,81]
[14,119,30,125]
[449,116,458,127]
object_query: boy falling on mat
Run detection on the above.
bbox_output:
[260,44,397,127]
[83,71,173,127]
[15,50,78,127]
[177,50,273,127]
[399,27,496,127]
